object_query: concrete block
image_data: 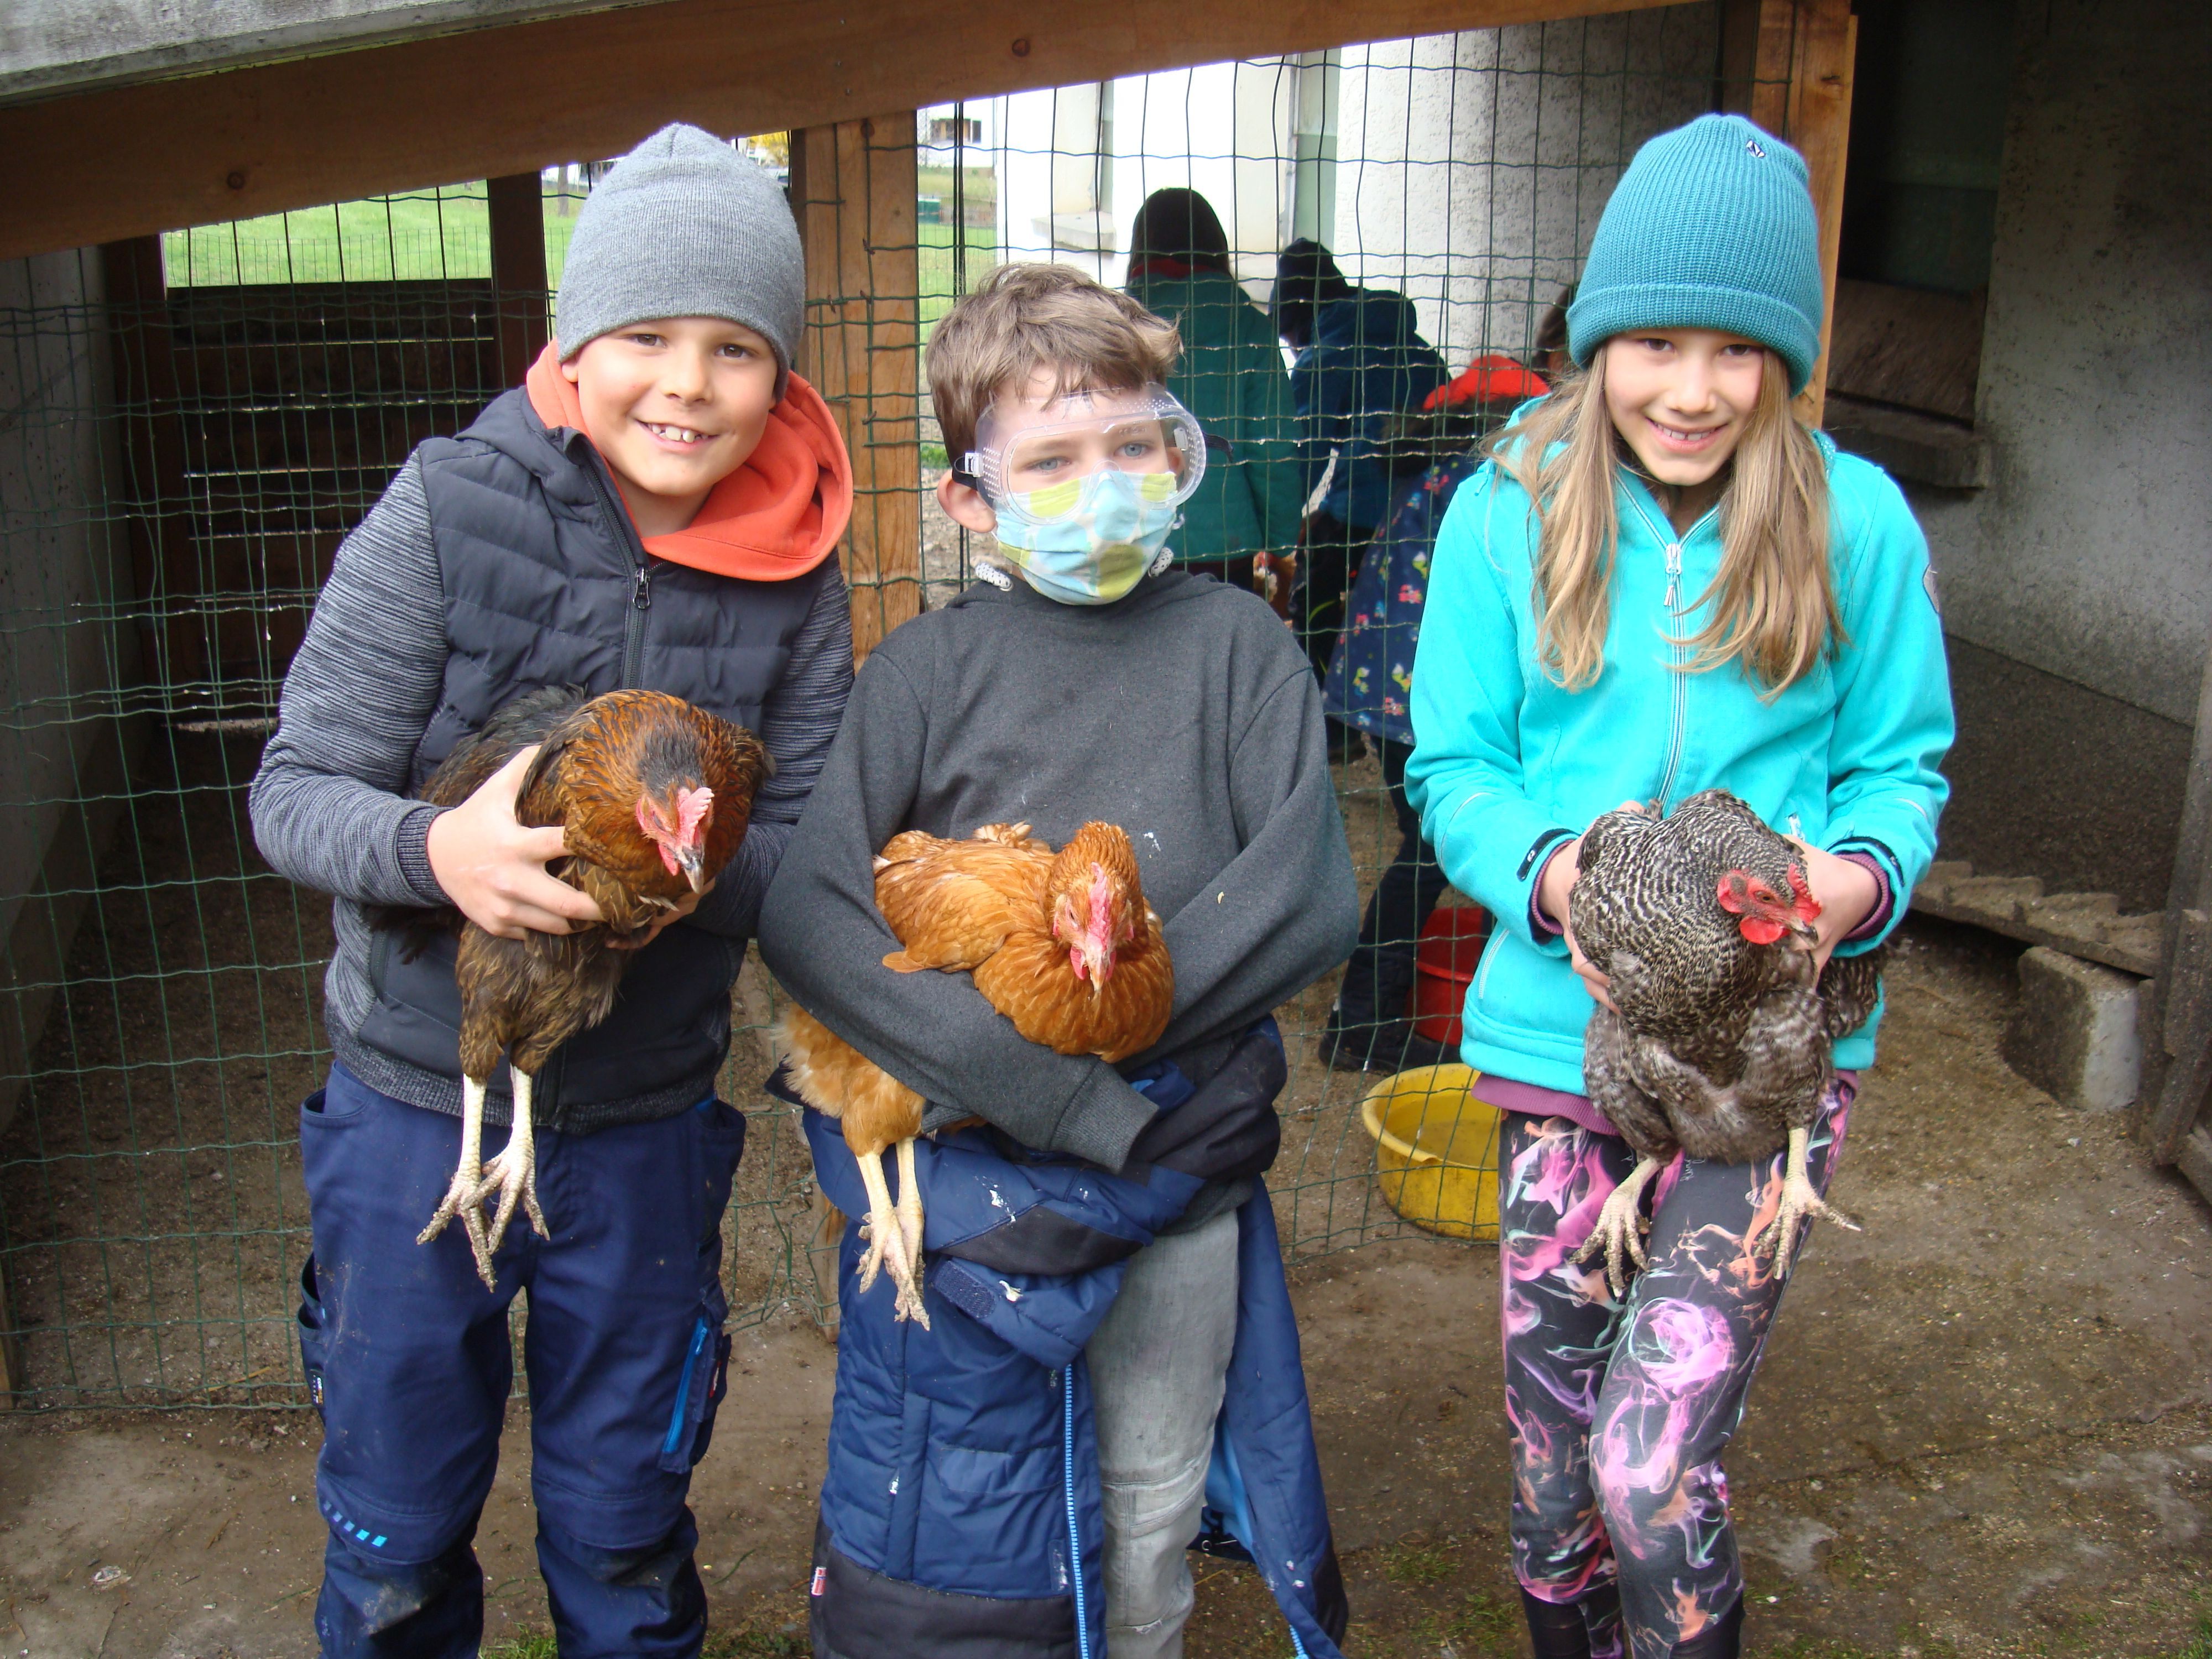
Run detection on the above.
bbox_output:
[2002,947,2144,1112]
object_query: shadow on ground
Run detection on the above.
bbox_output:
[2,914,2208,1658]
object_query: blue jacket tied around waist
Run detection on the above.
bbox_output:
[789,1033,1349,1659]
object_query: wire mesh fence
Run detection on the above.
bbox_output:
[0,0,1754,1407]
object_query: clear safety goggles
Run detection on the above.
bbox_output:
[958,387,1207,526]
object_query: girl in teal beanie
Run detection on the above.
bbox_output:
[1406,113,1953,1658]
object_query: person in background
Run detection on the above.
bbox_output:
[1123,188,1306,594]
[1317,324,1557,1074]
[1269,238,1447,682]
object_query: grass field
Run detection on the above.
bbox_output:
[163,181,996,340]
[163,182,589,287]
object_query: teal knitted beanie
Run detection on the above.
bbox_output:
[1568,113,1824,394]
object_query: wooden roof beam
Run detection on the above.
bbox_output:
[0,0,1691,261]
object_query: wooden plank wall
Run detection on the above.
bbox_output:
[1722,0,1855,429]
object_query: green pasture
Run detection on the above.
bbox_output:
[161,179,995,339]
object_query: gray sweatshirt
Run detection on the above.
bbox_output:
[249,456,853,1121]
[755,568,1359,1219]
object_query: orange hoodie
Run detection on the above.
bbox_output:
[525,343,854,582]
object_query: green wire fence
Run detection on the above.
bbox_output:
[0,0,1744,1407]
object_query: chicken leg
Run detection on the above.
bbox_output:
[1574,1152,1663,1296]
[1756,1123,1859,1275]
[478,1065,547,1260]
[420,1073,497,1288]
[853,1144,930,1329]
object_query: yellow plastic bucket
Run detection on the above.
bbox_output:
[1358,1064,1503,1240]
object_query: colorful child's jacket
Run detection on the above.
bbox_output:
[1322,451,1481,746]
[1406,427,1953,1094]
[787,1032,1348,1659]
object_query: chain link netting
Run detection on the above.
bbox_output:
[0,0,1754,1407]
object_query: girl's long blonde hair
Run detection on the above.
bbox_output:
[1494,342,1839,695]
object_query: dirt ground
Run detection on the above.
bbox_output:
[1,911,2207,1658]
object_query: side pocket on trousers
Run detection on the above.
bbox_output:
[656,1315,733,1473]
[297,1255,329,1418]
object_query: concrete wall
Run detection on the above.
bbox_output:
[0,251,143,1129]
[1329,9,1717,366]
[1911,0,2212,727]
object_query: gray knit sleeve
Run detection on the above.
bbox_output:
[688,557,855,938]
[249,456,451,907]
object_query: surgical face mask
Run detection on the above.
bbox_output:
[990,468,1183,604]
[959,386,1207,605]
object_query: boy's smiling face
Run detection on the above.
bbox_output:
[562,317,780,536]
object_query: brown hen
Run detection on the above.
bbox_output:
[776,821,1173,1324]
[395,685,770,1287]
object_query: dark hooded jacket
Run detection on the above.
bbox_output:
[1291,290,1448,534]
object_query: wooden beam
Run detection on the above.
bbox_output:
[1720,0,1854,429]
[793,116,923,664]
[0,0,1695,262]
[486,171,549,384]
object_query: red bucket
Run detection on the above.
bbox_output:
[1409,905,1491,1047]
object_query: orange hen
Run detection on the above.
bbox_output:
[777,821,1173,1324]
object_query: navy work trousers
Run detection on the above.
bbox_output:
[296,1062,747,1658]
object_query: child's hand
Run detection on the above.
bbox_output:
[1538,838,1616,1012]
[426,748,607,940]
[1785,838,1880,974]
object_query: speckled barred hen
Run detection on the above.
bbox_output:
[392,685,770,1288]
[1567,789,1882,1290]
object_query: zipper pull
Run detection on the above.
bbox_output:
[632,566,652,611]
[1665,541,1683,576]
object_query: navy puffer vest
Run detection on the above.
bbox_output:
[354,388,830,1128]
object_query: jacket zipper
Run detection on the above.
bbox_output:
[580,448,655,688]
[1060,1367,1092,1659]
[1624,488,1717,812]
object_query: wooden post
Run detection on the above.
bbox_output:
[2142,629,2212,1201]
[1721,0,1855,430]
[791,115,923,664]
[98,236,203,692]
[486,170,550,384]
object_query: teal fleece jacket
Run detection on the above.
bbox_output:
[1123,266,1307,562]
[1405,430,1953,1094]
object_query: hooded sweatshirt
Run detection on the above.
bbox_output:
[1291,289,1448,533]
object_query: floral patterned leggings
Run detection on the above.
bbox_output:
[1497,1083,1853,1659]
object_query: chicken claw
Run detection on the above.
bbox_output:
[421,1074,498,1288]
[854,1146,931,1329]
[1573,1153,1663,1296]
[477,1066,547,1259]
[1756,1124,1859,1275]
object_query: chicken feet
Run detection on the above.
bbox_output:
[1756,1123,1859,1275]
[478,1066,547,1261]
[420,1074,498,1287]
[1573,1152,1663,1296]
[853,1141,931,1328]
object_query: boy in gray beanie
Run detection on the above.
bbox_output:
[252,122,853,1658]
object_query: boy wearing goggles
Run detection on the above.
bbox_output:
[759,264,1359,1657]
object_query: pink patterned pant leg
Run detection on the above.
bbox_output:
[1497,1084,1853,1659]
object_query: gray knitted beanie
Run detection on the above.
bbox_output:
[555,123,804,398]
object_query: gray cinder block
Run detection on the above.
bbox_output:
[2001,946,2144,1112]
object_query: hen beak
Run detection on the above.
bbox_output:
[1791,919,1820,951]
[1079,939,1113,992]
[679,842,707,893]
